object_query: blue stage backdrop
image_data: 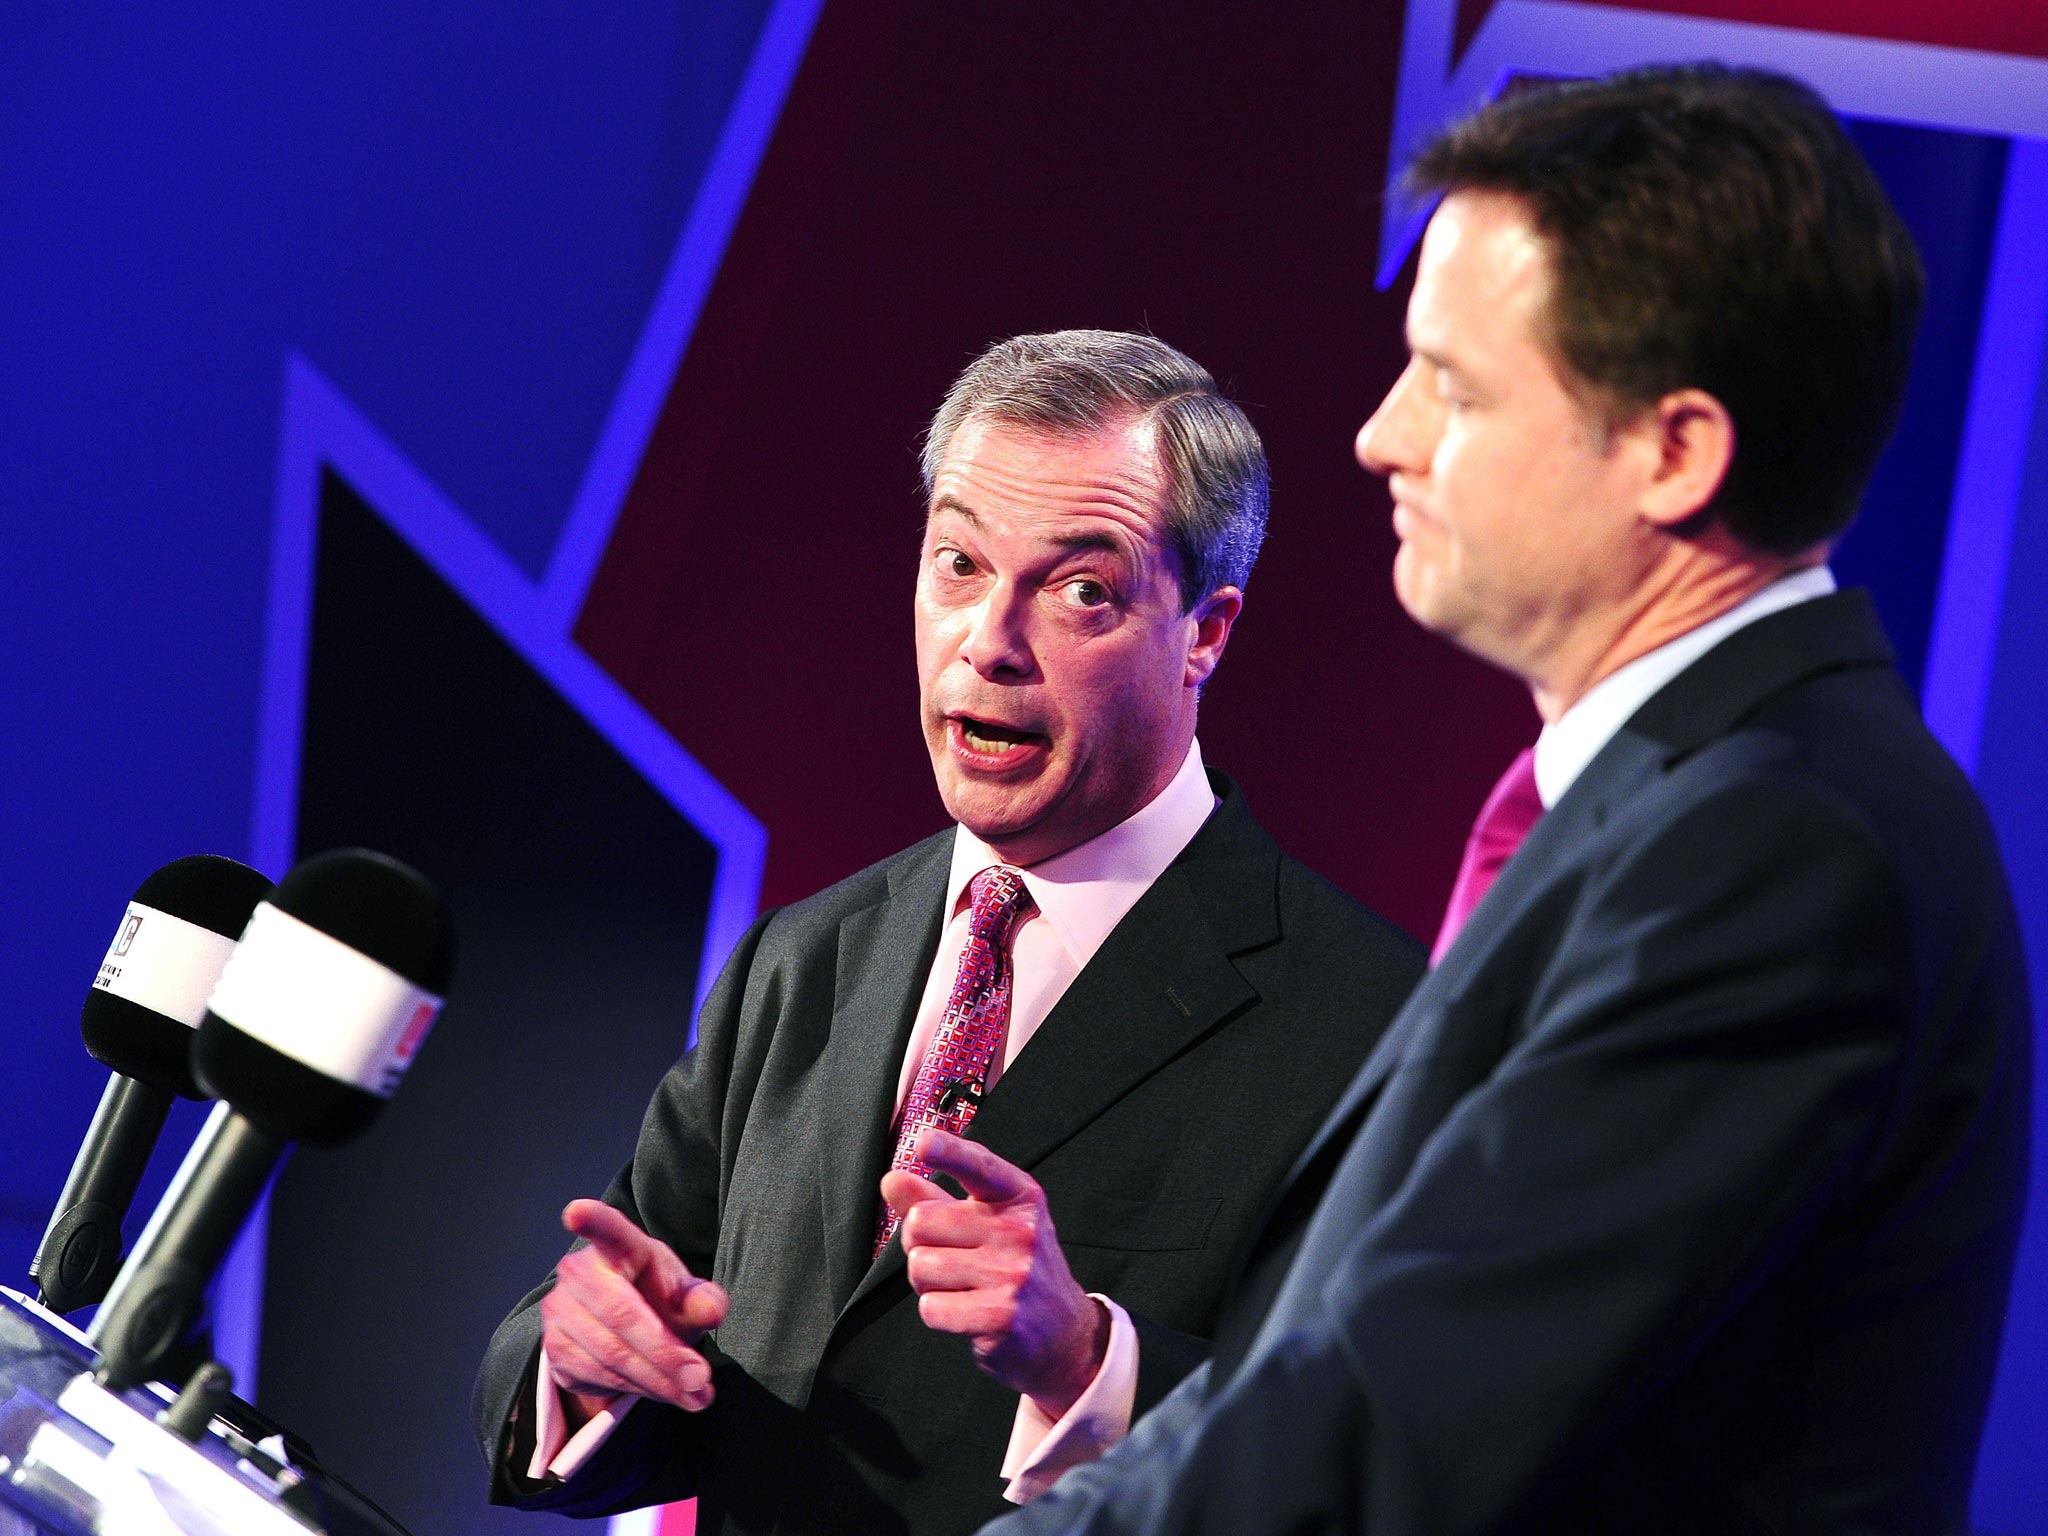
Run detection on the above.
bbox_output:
[2,6,2043,1535]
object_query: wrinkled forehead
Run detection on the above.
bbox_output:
[925,414,1172,535]
[935,409,1165,472]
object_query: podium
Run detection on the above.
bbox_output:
[0,1289,399,1535]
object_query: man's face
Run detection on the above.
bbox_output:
[915,416,1235,866]
[1355,190,1658,691]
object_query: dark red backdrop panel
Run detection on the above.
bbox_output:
[575,0,1535,939]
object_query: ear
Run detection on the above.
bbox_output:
[1636,388,1735,530]
[1184,588,1243,689]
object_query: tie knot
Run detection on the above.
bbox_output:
[1471,746,1544,856]
[1430,745,1545,967]
[966,866,1033,944]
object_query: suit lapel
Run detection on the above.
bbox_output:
[1277,770,1613,1187]
[840,776,1276,1316]
[1271,762,1625,1189]
[815,835,949,1314]
[968,866,1259,1171]
[974,777,1274,1163]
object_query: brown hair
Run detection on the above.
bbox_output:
[1409,64,1925,553]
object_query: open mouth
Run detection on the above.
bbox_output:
[951,716,1048,760]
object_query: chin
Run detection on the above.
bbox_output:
[943,786,1036,841]
[1390,568,1442,633]
[1392,558,1472,638]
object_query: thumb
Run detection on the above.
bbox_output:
[660,1274,730,1341]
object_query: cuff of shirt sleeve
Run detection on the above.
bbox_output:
[529,1345,640,1482]
[999,1294,1137,1504]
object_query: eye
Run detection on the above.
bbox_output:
[933,546,977,578]
[1062,578,1110,608]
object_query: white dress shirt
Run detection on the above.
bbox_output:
[530,738,1220,1504]
[1533,566,1837,809]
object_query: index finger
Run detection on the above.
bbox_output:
[916,1129,1033,1203]
[563,1198,663,1276]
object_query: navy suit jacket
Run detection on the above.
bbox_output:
[981,591,2031,1535]
[472,772,1425,1536]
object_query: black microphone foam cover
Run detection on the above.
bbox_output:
[193,849,455,1146]
[80,854,274,1098]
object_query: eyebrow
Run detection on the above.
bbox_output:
[927,498,1136,562]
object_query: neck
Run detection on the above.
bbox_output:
[983,723,1198,868]
[1528,533,1817,723]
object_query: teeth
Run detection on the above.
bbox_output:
[964,727,1022,753]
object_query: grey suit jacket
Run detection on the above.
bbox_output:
[473,770,1425,1536]
[982,591,2031,1535]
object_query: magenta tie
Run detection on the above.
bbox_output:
[1430,747,1544,965]
[874,866,1035,1256]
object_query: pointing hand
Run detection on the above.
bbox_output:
[881,1130,1108,1417]
[538,1199,730,1421]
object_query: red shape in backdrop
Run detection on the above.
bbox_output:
[575,0,1532,941]
[1455,0,2048,65]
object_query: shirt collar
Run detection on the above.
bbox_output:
[1533,565,1838,809]
[945,737,1218,969]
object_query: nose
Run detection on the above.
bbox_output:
[959,584,1035,680]
[1355,359,1433,479]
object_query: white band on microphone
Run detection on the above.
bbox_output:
[94,902,241,1027]
[205,902,443,1097]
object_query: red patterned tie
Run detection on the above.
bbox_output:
[1431,747,1543,965]
[874,866,1036,1256]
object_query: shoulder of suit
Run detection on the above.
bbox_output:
[1198,769,1427,970]
[1273,850,1428,966]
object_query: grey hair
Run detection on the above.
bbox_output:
[921,330,1269,611]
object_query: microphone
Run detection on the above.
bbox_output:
[88,848,454,1392]
[31,855,274,1314]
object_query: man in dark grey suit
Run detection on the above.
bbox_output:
[472,330,1425,1534]
[978,67,2031,1535]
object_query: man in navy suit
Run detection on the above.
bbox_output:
[979,64,2031,1534]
